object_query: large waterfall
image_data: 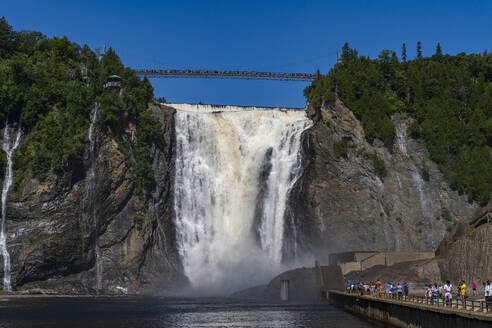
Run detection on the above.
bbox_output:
[0,121,21,291]
[172,104,312,293]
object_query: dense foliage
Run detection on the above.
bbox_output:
[305,42,492,205]
[0,17,162,195]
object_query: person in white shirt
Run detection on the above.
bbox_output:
[444,280,453,305]
[431,283,439,304]
[485,280,492,301]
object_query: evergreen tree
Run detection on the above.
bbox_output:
[341,42,358,62]
[0,16,13,57]
[416,41,422,59]
[434,42,443,60]
[401,43,407,63]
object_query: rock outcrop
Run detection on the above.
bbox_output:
[437,204,492,285]
[0,103,186,294]
[291,100,478,259]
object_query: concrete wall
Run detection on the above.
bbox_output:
[355,252,379,262]
[340,261,361,275]
[261,266,344,302]
[332,251,435,275]
[360,253,386,271]
[385,252,435,267]
[329,291,492,328]
[329,251,377,266]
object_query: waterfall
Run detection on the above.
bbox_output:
[172,104,312,293]
[396,129,407,154]
[0,121,21,291]
[86,104,102,291]
[411,171,429,218]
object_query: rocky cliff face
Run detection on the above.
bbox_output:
[437,205,492,284]
[291,100,478,259]
[0,103,186,294]
[0,98,482,294]
[439,224,492,284]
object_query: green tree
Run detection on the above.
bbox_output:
[416,41,423,59]
[435,42,442,57]
[0,16,13,57]
[401,43,407,63]
[341,42,358,62]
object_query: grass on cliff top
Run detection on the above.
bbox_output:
[304,42,492,206]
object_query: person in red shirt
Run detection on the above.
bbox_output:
[376,280,382,297]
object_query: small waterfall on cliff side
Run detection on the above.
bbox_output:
[173,104,312,293]
[411,171,430,218]
[0,121,21,291]
[86,104,102,291]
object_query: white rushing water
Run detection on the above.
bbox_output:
[86,104,102,291]
[0,121,21,291]
[396,129,407,155]
[172,104,312,293]
[411,171,429,218]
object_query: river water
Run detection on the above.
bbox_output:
[0,297,377,328]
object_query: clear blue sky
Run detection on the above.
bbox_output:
[1,0,491,107]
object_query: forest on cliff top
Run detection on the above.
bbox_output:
[0,17,162,196]
[305,43,492,206]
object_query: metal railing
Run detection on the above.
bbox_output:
[133,69,316,81]
[342,289,492,314]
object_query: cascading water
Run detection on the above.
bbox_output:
[0,121,21,291]
[172,104,312,293]
[86,104,102,291]
[411,171,429,218]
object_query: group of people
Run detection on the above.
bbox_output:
[345,279,492,305]
[423,280,463,304]
[423,280,492,303]
[346,280,409,298]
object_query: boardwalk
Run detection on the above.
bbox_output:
[134,69,316,81]
[329,290,492,328]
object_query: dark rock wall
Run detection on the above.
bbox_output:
[0,103,186,294]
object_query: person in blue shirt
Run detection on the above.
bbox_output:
[386,282,392,294]
[403,281,409,299]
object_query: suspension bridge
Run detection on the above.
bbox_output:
[133,69,317,81]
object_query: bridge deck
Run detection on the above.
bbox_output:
[134,69,316,81]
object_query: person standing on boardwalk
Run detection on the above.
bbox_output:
[403,281,409,299]
[431,283,439,304]
[397,282,403,299]
[460,280,467,302]
[444,281,453,305]
[376,280,382,297]
[472,282,477,296]
[485,280,492,305]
